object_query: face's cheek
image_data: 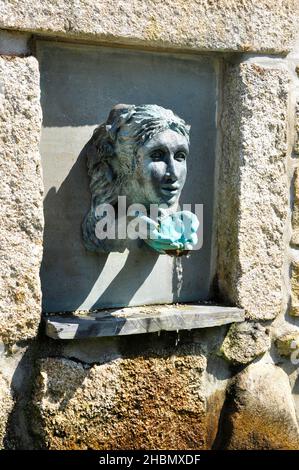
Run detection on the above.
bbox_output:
[178,162,187,187]
[148,162,166,188]
[140,158,164,188]
[172,160,187,190]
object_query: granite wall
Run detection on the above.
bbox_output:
[0,0,299,449]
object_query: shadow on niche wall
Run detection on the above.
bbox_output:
[40,145,160,313]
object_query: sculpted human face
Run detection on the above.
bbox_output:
[136,129,188,207]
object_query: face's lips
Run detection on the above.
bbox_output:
[161,188,179,195]
[160,185,180,199]
[161,184,180,192]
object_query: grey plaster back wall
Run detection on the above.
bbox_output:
[37,41,217,312]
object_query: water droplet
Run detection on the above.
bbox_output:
[174,257,183,298]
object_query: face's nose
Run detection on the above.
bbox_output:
[165,155,178,182]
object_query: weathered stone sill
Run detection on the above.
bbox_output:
[44,304,245,340]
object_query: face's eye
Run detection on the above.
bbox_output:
[175,151,187,162]
[150,149,165,162]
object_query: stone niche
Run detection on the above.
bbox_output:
[37,40,218,314]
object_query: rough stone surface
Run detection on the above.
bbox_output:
[292,229,299,246]
[220,321,271,365]
[290,261,299,316]
[275,331,299,357]
[0,342,30,449]
[291,167,299,245]
[292,167,299,215]
[0,31,30,55]
[218,62,289,320]
[1,341,42,450]
[31,342,228,450]
[215,363,299,450]
[0,1,298,53]
[0,56,43,344]
[0,372,13,449]
[294,101,299,155]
